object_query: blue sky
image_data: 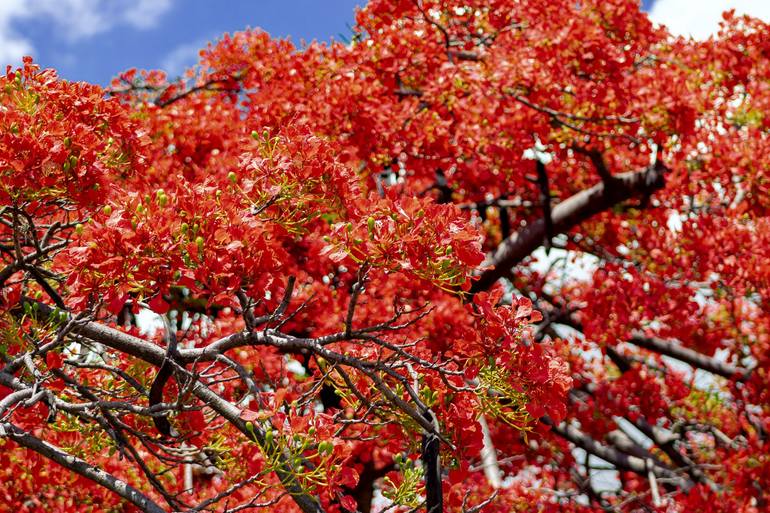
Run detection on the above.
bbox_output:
[0,0,766,86]
[0,0,361,85]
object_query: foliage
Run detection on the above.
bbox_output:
[1,1,769,512]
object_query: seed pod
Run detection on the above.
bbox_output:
[318,441,333,455]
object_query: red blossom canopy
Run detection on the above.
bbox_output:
[1,1,769,512]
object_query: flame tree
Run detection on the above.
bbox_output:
[1,1,769,512]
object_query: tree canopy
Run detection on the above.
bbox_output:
[1,1,769,512]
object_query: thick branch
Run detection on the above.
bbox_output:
[471,162,666,293]
[478,415,502,488]
[578,353,718,490]
[632,415,717,490]
[422,410,443,513]
[0,262,17,288]
[627,335,749,380]
[0,422,166,513]
[14,299,167,366]
[542,417,693,491]
[531,306,751,380]
[606,429,666,465]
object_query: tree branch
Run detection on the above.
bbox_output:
[185,380,326,513]
[0,422,166,513]
[471,162,667,293]
[541,417,693,491]
[478,415,502,488]
[422,410,443,513]
[578,350,720,491]
[14,298,326,513]
[627,335,749,380]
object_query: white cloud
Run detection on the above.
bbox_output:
[123,0,174,30]
[0,0,174,67]
[161,37,214,78]
[0,36,32,66]
[649,0,770,40]
[34,0,109,41]
[0,0,34,65]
